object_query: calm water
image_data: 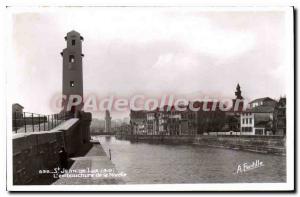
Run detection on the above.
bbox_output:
[97,136,286,184]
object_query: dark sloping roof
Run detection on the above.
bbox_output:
[249,97,276,104]
[250,105,275,113]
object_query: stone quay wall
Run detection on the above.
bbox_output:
[116,134,195,144]
[116,134,286,155]
[194,135,286,155]
[13,117,91,185]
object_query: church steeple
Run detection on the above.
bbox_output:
[235,83,243,99]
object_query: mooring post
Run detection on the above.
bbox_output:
[31,113,34,132]
[55,114,57,126]
[47,115,50,130]
[51,114,54,129]
[23,112,26,133]
[109,148,111,160]
[38,114,40,131]
[14,112,17,133]
[44,115,46,131]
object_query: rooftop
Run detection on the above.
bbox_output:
[249,97,276,104]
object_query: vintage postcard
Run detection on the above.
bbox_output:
[5,6,294,191]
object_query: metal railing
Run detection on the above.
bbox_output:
[12,111,74,133]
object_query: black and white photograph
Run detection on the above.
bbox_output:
[5,5,294,191]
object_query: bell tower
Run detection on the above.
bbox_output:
[61,30,84,112]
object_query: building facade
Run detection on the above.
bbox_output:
[146,110,159,135]
[240,97,277,135]
[180,107,196,135]
[129,103,226,136]
[130,110,147,135]
[157,106,182,135]
[273,97,286,136]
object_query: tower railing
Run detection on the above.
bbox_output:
[12,111,74,134]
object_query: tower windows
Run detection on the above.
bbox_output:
[69,55,75,63]
[70,81,75,87]
[72,39,76,46]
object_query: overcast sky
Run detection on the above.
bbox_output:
[8,7,291,119]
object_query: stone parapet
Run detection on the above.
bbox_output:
[12,117,91,185]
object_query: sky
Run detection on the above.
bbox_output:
[7,7,291,119]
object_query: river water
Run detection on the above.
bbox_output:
[97,136,286,184]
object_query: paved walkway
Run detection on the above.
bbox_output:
[53,142,124,185]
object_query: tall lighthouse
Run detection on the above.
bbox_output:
[61,30,85,113]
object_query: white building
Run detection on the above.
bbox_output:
[240,97,277,135]
[240,112,254,134]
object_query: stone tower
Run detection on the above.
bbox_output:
[105,110,111,133]
[61,30,84,112]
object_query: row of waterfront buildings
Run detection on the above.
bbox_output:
[115,84,286,136]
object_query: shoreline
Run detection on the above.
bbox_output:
[114,134,286,156]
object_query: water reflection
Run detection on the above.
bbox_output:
[97,136,286,184]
